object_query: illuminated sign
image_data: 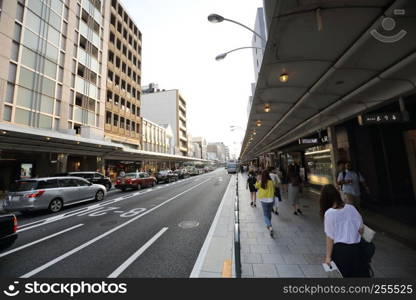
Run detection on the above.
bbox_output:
[358,113,402,125]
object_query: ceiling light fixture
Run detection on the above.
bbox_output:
[2,131,7,135]
[256,120,262,127]
[264,104,271,113]
[279,73,289,83]
[46,137,51,141]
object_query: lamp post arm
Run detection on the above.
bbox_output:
[223,18,267,42]
[224,46,264,56]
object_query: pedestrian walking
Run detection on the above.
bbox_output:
[337,161,369,210]
[320,184,370,277]
[255,170,275,237]
[246,171,258,207]
[287,164,303,215]
[268,167,281,215]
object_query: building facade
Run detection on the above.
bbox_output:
[192,137,207,160]
[142,117,171,153]
[141,86,188,156]
[104,0,142,149]
[207,142,227,163]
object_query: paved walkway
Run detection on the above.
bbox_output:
[237,173,416,278]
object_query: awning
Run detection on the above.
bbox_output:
[0,123,208,163]
[241,0,416,162]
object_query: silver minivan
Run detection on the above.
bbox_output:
[3,177,106,213]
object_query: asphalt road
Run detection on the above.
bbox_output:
[0,168,231,278]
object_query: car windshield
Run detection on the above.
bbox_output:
[124,173,139,178]
[10,180,38,192]
[227,164,237,168]
[159,171,169,174]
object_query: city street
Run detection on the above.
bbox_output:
[0,169,230,278]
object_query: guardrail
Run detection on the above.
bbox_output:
[234,174,242,278]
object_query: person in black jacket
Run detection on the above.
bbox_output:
[246,171,258,207]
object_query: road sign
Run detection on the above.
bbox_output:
[358,112,403,125]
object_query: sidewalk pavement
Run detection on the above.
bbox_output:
[194,172,416,278]
[237,173,416,278]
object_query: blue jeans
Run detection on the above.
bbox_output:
[261,202,273,228]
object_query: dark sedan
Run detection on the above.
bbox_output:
[56,172,112,191]
[0,214,18,250]
[156,170,178,183]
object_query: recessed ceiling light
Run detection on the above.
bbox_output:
[2,131,7,135]
[46,137,51,141]
[256,120,262,127]
[279,73,289,83]
[264,104,271,113]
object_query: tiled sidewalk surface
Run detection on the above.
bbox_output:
[237,173,416,278]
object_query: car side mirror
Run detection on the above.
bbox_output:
[88,182,93,186]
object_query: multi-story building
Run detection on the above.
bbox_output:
[0,0,109,175]
[142,118,172,153]
[141,85,188,156]
[104,0,142,148]
[207,142,227,163]
[192,137,207,160]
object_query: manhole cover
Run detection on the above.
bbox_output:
[178,220,199,229]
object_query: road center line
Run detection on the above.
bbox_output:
[20,178,211,278]
[0,224,84,258]
[108,227,168,278]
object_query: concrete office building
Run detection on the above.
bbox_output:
[104,0,142,149]
[207,142,227,163]
[247,7,267,117]
[142,117,172,154]
[141,85,188,156]
[0,0,202,191]
[192,137,207,160]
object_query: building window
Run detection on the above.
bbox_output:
[3,105,12,122]
[107,90,113,102]
[113,114,118,126]
[106,111,112,124]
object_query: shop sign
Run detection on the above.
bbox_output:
[298,136,328,145]
[358,112,402,125]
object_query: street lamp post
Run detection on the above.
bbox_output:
[208,13,266,42]
[216,47,264,61]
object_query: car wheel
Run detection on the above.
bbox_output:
[105,182,112,191]
[95,190,105,201]
[121,187,126,192]
[136,184,141,190]
[49,199,63,213]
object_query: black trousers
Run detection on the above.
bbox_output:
[332,242,370,278]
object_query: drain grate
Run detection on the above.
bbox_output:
[178,220,199,229]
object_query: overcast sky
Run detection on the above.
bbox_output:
[121,0,264,157]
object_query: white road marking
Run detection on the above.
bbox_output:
[0,224,84,258]
[20,178,212,278]
[18,171,219,232]
[108,227,168,278]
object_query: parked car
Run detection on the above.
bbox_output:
[174,169,190,179]
[115,172,156,191]
[0,214,17,250]
[56,172,112,191]
[156,170,179,183]
[188,167,200,176]
[3,177,106,213]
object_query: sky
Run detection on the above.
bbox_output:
[121,0,264,157]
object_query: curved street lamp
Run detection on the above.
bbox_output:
[216,46,264,61]
[208,13,266,42]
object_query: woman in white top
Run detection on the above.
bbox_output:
[320,184,370,277]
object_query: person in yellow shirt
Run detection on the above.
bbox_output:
[255,170,276,237]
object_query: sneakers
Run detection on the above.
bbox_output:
[297,209,302,214]
[250,202,253,207]
[268,227,274,238]
[294,211,298,215]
